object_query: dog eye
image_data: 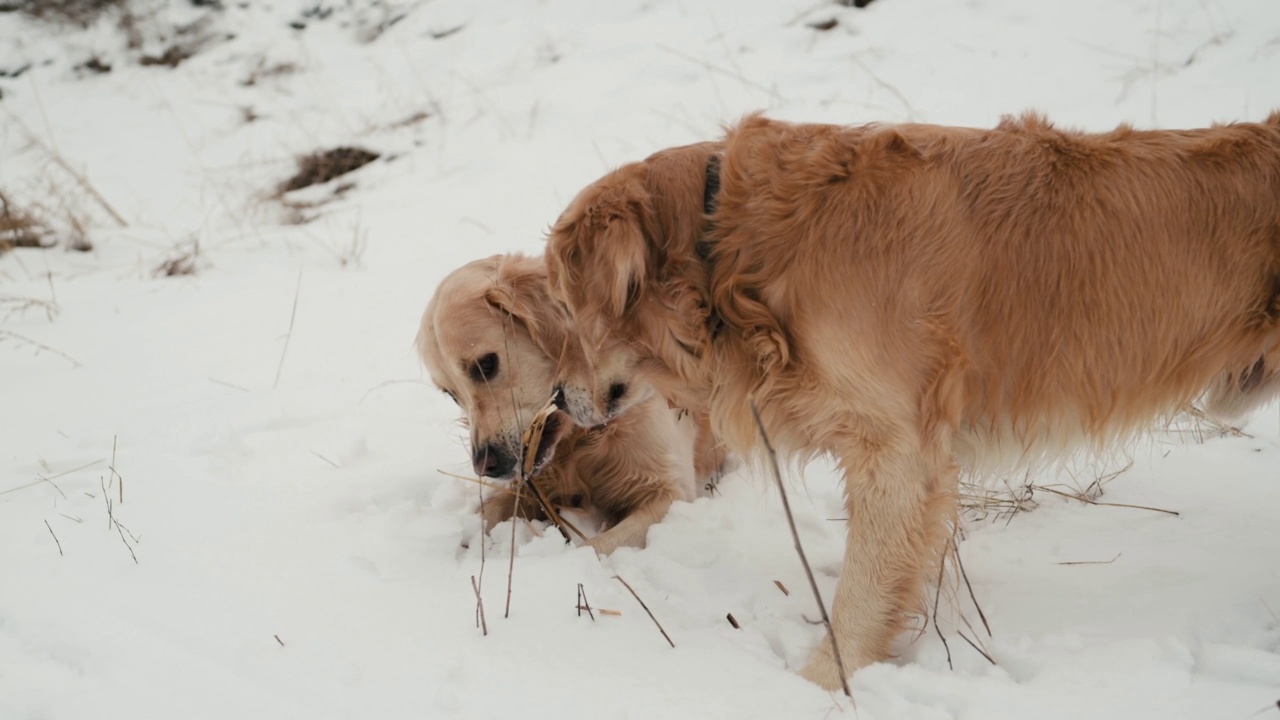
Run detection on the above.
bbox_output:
[470,353,499,382]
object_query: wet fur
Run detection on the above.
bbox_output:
[545,113,1280,687]
[417,254,726,554]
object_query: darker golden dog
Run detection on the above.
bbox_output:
[545,113,1280,688]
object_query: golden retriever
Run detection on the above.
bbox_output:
[544,113,1280,688]
[417,253,726,554]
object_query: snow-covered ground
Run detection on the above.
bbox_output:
[2,0,1279,717]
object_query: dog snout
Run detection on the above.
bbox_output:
[472,443,516,478]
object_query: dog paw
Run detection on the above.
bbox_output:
[799,655,845,691]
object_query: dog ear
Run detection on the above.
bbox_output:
[548,169,653,321]
[484,254,574,361]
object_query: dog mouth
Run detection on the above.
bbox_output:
[528,410,569,477]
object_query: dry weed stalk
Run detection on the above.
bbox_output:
[471,575,489,636]
[614,574,675,648]
[0,329,82,367]
[576,583,595,621]
[272,267,303,389]
[44,519,63,556]
[747,398,853,700]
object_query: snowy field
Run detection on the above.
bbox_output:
[2,0,1279,717]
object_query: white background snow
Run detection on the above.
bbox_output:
[2,0,1279,717]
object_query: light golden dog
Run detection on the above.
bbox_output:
[544,113,1280,688]
[417,253,725,554]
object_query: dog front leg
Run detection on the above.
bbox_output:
[585,488,676,555]
[799,428,956,690]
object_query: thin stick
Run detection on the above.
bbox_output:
[476,473,487,628]
[951,540,990,637]
[210,377,250,392]
[0,329,81,367]
[274,634,285,646]
[748,399,852,699]
[310,451,339,468]
[576,583,595,621]
[44,519,62,556]
[932,546,952,671]
[727,613,741,629]
[774,580,790,596]
[37,473,67,499]
[957,629,996,666]
[1033,485,1180,517]
[273,267,303,389]
[109,435,123,505]
[115,521,138,564]
[505,496,520,619]
[470,575,488,636]
[614,574,675,648]
[1058,553,1122,566]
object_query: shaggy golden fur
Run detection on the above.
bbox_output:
[417,253,726,554]
[545,113,1280,688]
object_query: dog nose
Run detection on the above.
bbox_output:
[472,443,516,478]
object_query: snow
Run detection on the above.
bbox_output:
[2,0,1279,717]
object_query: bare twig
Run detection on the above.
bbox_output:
[476,473,487,629]
[774,580,790,596]
[748,398,852,699]
[614,574,675,648]
[957,629,996,666]
[0,458,100,499]
[210,377,250,392]
[951,540,990,637]
[1,458,103,497]
[727,613,741,629]
[0,329,81,367]
[108,435,123,505]
[115,521,138,564]
[274,634,285,646]
[310,451,340,468]
[932,547,952,670]
[44,519,62,556]
[471,575,489,636]
[1034,484,1180,517]
[576,583,595,621]
[273,267,304,389]
[505,492,520,619]
[1058,552,1122,566]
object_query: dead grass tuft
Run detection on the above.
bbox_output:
[0,191,51,253]
[279,147,379,194]
[153,239,200,277]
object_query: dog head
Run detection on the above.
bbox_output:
[417,254,577,480]
[545,141,722,427]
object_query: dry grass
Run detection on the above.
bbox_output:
[153,239,200,277]
[0,191,49,253]
[279,147,379,194]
